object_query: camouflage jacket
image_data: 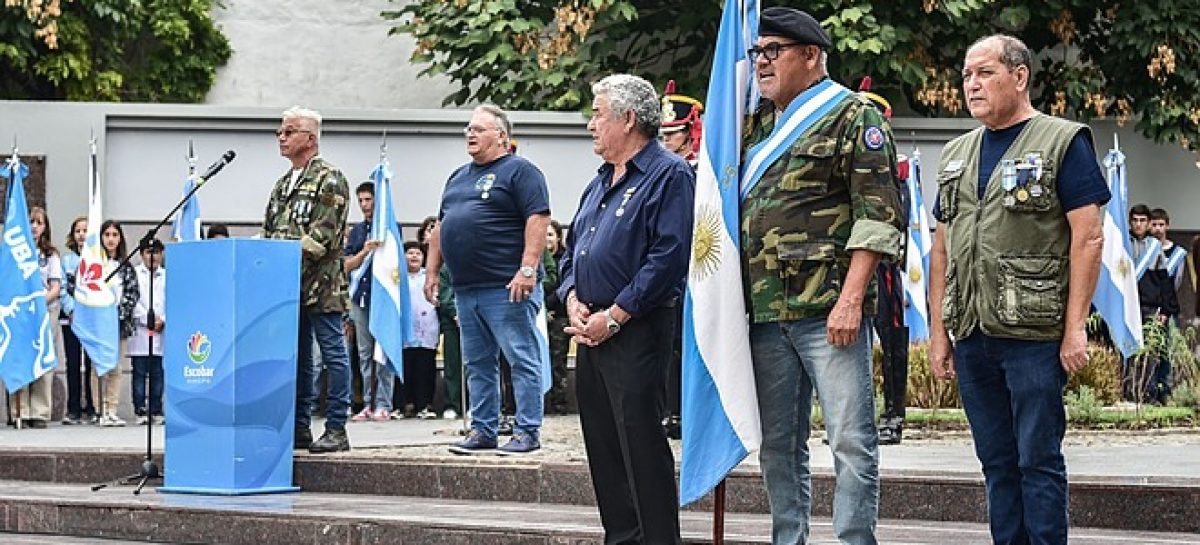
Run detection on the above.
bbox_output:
[261,156,350,313]
[740,92,905,323]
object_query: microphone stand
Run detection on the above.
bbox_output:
[93,148,210,495]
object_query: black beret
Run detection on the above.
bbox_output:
[759,7,831,49]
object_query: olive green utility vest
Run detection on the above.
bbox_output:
[938,114,1087,341]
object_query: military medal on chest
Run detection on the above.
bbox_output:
[615,186,637,217]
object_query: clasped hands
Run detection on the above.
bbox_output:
[563,293,616,347]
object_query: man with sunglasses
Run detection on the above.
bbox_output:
[740,7,904,544]
[262,106,353,453]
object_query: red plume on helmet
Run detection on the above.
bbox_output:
[857,75,893,120]
[660,80,704,159]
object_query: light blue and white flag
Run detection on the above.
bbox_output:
[368,160,411,378]
[1093,148,1143,358]
[680,0,761,507]
[70,143,120,375]
[903,151,932,342]
[535,292,553,395]
[0,155,58,392]
[171,175,201,242]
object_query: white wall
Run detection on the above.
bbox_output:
[206,0,457,110]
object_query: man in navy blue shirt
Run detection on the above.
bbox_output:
[558,74,694,545]
[424,104,551,455]
[343,181,394,422]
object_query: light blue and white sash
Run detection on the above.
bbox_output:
[1134,237,1162,280]
[740,79,852,200]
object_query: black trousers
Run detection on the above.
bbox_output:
[62,323,96,417]
[664,306,683,420]
[401,347,437,411]
[577,305,680,545]
[875,322,909,420]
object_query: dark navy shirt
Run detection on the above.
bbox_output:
[933,120,1111,220]
[439,154,551,289]
[344,220,372,307]
[558,141,695,316]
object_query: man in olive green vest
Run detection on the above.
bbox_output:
[262,106,353,454]
[741,8,905,544]
[929,35,1109,545]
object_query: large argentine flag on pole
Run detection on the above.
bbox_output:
[903,151,932,342]
[70,142,120,375]
[368,160,411,377]
[1093,145,1142,358]
[0,155,58,392]
[680,0,761,506]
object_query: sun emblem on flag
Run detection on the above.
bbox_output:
[691,206,723,281]
[1117,256,1131,278]
[908,265,922,283]
[391,267,401,285]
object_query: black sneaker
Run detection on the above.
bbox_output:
[498,416,514,436]
[308,427,350,453]
[62,414,82,426]
[294,426,313,450]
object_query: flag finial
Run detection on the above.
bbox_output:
[380,130,389,162]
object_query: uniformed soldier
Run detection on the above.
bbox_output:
[658,80,704,440]
[929,35,1109,544]
[262,106,353,453]
[741,8,904,543]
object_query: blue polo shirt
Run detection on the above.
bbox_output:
[558,141,695,316]
[438,154,551,289]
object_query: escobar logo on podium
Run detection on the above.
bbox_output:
[160,238,301,495]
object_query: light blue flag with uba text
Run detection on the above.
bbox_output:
[0,157,58,392]
[1093,148,1143,358]
[368,160,411,378]
[70,145,120,374]
[679,0,762,507]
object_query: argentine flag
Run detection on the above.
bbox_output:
[1093,148,1142,358]
[0,156,58,392]
[70,143,120,375]
[368,160,411,377]
[172,174,201,242]
[902,151,932,342]
[535,291,553,395]
[680,0,761,506]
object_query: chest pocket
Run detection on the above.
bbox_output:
[291,186,318,225]
[777,240,842,309]
[997,255,1064,326]
[936,167,964,223]
[779,136,838,195]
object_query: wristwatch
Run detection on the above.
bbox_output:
[519,265,536,278]
[603,308,621,335]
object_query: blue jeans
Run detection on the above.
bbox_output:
[349,303,395,411]
[750,317,879,545]
[954,332,1068,545]
[297,310,352,430]
[130,355,164,416]
[455,285,544,439]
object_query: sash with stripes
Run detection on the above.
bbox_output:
[1165,245,1188,279]
[1134,237,1162,280]
[740,79,852,200]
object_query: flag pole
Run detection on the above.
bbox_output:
[713,479,727,544]
[6,139,22,430]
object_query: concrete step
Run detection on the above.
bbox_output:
[1,481,1199,545]
[0,449,1195,534]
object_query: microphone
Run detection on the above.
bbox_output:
[198,150,236,184]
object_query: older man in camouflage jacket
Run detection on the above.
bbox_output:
[262,106,353,454]
[740,8,905,544]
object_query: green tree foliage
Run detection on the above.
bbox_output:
[0,0,231,102]
[388,0,1200,158]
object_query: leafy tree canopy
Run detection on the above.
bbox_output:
[0,0,232,102]
[387,0,1200,158]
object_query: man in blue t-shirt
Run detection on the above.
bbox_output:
[929,35,1110,545]
[424,104,551,455]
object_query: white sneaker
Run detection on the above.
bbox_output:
[442,408,458,420]
[417,408,438,420]
[152,415,166,425]
[110,415,127,427]
[136,415,150,425]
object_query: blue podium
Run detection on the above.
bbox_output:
[160,239,301,495]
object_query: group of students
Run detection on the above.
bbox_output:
[1126,204,1189,404]
[8,211,175,429]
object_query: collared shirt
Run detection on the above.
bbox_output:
[345,220,373,307]
[559,140,694,317]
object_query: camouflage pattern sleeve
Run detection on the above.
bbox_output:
[844,104,904,260]
[301,167,350,260]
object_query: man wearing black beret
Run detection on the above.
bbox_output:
[741,6,904,545]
